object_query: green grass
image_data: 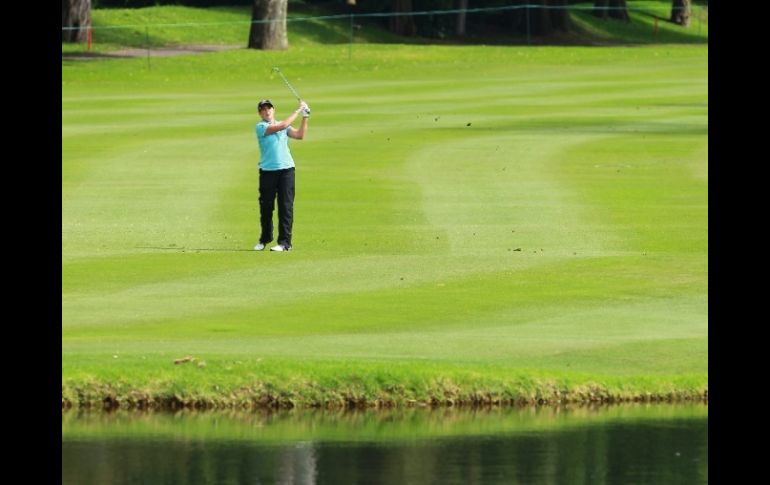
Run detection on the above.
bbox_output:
[62,9,707,409]
[61,1,707,55]
[570,1,708,44]
[62,6,249,53]
[61,3,404,55]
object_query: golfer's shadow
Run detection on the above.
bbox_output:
[136,246,256,252]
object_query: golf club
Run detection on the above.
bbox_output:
[272,67,310,114]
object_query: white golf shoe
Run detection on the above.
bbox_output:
[254,242,266,251]
[270,244,291,252]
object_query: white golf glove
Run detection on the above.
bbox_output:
[296,101,310,118]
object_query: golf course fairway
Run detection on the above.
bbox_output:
[62,41,707,409]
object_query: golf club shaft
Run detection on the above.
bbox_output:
[273,67,302,101]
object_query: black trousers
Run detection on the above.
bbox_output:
[259,167,295,247]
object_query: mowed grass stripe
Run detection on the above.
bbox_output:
[62,133,255,257]
[559,134,707,253]
[407,132,620,256]
[63,251,702,341]
[63,302,705,375]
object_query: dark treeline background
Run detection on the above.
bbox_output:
[89,1,706,39]
[92,1,587,38]
[92,0,584,8]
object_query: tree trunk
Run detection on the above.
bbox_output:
[248,0,288,50]
[547,0,570,33]
[670,0,691,27]
[593,0,608,19]
[537,1,553,35]
[532,0,571,35]
[62,0,91,43]
[389,0,416,36]
[593,0,629,22]
[456,0,468,36]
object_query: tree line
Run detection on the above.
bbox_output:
[64,0,698,46]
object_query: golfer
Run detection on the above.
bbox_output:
[253,99,309,252]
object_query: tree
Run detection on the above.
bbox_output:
[62,0,91,42]
[670,0,691,26]
[456,0,468,36]
[592,0,629,22]
[248,0,288,50]
[389,0,416,36]
[537,0,570,34]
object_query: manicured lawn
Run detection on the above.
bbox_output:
[62,11,707,407]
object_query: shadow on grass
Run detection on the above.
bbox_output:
[570,9,708,46]
[136,246,257,252]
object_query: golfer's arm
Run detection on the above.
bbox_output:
[265,109,302,135]
[288,117,308,140]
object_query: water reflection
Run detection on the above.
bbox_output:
[62,404,707,484]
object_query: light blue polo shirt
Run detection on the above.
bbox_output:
[256,121,295,171]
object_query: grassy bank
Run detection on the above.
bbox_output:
[63,359,707,410]
[62,6,707,410]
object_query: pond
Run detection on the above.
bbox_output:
[62,403,707,484]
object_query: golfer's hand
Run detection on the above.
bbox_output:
[300,101,311,117]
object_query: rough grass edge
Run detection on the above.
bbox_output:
[62,378,708,412]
